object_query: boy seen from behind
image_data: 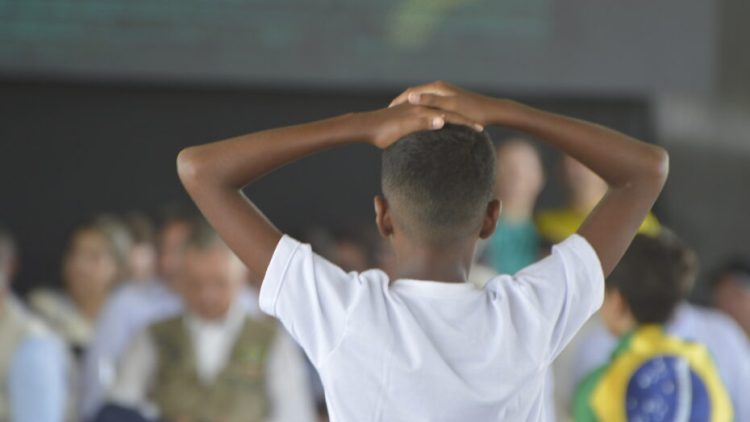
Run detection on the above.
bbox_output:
[177,81,669,421]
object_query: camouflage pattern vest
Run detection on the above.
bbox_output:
[149,315,278,422]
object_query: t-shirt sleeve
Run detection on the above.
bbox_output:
[259,234,366,366]
[493,234,605,365]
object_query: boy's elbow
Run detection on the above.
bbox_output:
[650,146,670,183]
[640,145,670,189]
[176,146,204,186]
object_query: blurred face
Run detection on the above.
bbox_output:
[158,221,191,282]
[178,245,244,321]
[128,242,157,282]
[714,275,750,337]
[495,141,544,204]
[63,229,119,300]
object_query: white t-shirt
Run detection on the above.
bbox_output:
[259,234,604,422]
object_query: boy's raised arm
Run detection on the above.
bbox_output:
[393,81,669,276]
[177,104,482,284]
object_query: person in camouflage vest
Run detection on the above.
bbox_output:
[104,220,314,422]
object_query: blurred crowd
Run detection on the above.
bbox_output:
[1,139,749,422]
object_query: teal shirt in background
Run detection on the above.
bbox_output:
[484,219,540,275]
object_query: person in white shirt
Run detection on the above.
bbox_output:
[176,81,668,421]
[106,221,315,422]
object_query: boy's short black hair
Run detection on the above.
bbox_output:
[606,232,697,325]
[381,124,496,244]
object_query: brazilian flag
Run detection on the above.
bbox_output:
[573,325,733,422]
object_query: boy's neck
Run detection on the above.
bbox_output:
[391,237,476,284]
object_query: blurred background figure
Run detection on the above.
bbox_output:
[710,258,750,339]
[567,232,749,421]
[80,206,198,419]
[481,139,545,275]
[29,215,132,356]
[0,226,68,422]
[98,221,314,422]
[122,213,158,284]
[536,156,661,245]
[572,234,735,421]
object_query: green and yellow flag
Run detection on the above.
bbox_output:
[573,325,733,422]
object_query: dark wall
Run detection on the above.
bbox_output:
[0,79,653,293]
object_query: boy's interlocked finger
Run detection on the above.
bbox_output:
[439,110,484,132]
[409,93,457,111]
[421,109,483,132]
[388,82,455,108]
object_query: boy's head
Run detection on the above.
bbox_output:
[601,232,697,336]
[378,124,499,246]
[176,219,246,321]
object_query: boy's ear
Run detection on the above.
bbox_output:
[373,195,394,238]
[478,199,502,239]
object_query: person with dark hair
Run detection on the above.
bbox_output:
[562,232,750,421]
[0,226,68,422]
[177,81,668,420]
[30,215,132,356]
[100,222,314,422]
[711,258,750,338]
[573,234,736,421]
[380,123,496,245]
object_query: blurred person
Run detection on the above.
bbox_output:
[80,209,305,420]
[122,212,158,283]
[536,155,661,244]
[0,226,68,422]
[80,206,196,419]
[30,215,132,357]
[100,222,314,422]
[711,258,750,338]
[482,138,544,274]
[177,81,668,420]
[572,234,736,421]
